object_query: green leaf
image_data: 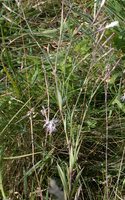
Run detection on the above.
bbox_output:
[31,68,38,84]
[23,167,28,200]
[109,72,120,85]
[69,146,74,170]
[57,89,62,111]
[57,164,68,197]
[112,98,125,112]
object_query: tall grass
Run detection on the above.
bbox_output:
[0,0,125,199]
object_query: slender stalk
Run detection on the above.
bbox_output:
[41,57,50,145]
[41,57,50,120]
[94,0,97,20]
[53,0,64,123]
[69,168,73,200]
[29,114,43,200]
[105,65,109,200]
[114,146,125,200]
[0,148,6,199]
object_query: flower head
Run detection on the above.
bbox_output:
[41,106,58,134]
[43,118,58,134]
[121,93,125,102]
[105,21,119,29]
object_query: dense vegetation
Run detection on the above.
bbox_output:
[0,0,125,199]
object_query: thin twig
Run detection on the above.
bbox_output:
[102,33,115,47]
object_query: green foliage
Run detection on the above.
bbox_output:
[0,0,125,199]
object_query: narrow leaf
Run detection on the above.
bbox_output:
[57,89,62,111]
